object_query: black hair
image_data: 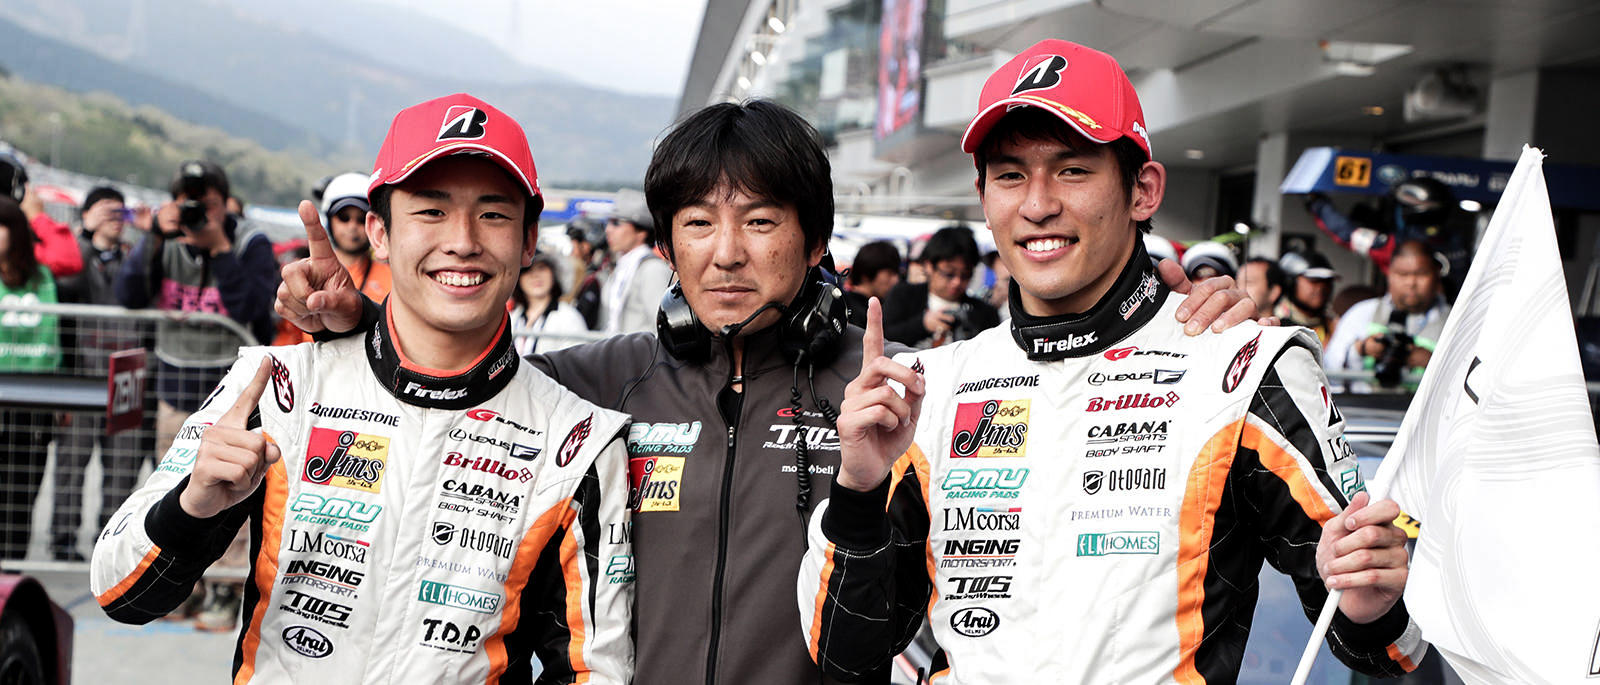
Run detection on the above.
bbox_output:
[81,185,125,215]
[973,107,1152,233]
[168,160,230,201]
[644,99,833,258]
[1245,257,1285,290]
[918,226,981,268]
[511,255,564,320]
[847,240,902,285]
[0,197,40,289]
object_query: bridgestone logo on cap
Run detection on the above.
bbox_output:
[439,106,488,141]
[1012,55,1068,96]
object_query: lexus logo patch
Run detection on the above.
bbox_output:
[1012,55,1068,96]
[438,106,488,141]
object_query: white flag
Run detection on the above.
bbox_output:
[1369,145,1600,683]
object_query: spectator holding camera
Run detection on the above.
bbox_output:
[881,225,999,348]
[115,160,277,457]
[1324,240,1450,390]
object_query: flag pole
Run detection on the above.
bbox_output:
[1290,588,1342,685]
[1290,468,1399,684]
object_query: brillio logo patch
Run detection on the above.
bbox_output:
[1085,392,1181,412]
[438,105,488,141]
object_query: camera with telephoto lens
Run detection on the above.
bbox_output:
[1372,323,1415,388]
[949,303,982,342]
[170,163,212,237]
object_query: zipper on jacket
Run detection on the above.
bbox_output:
[705,362,744,684]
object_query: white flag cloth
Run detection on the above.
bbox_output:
[1369,145,1600,683]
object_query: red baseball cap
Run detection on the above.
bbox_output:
[368,93,540,201]
[960,40,1151,160]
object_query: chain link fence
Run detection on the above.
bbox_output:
[0,301,612,574]
[0,301,256,574]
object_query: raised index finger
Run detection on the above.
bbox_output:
[862,297,885,372]
[221,357,274,427]
[299,200,334,261]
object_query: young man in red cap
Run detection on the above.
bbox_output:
[801,41,1426,682]
[92,93,634,683]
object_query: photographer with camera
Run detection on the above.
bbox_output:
[1324,240,1450,390]
[881,225,999,348]
[116,160,277,457]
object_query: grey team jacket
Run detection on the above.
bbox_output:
[533,323,905,685]
[91,317,633,683]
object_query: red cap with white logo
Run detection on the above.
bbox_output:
[960,40,1151,160]
[368,93,540,201]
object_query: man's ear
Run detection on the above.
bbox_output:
[522,224,537,268]
[1130,160,1166,222]
[366,211,388,261]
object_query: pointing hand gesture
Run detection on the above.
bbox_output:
[274,200,363,334]
[179,358,283,519]
[836,298,925,492]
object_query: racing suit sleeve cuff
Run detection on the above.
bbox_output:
[144,476,243,558]
[1332,598,1411,650]
[820,476,892,552]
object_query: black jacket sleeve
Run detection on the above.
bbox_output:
[1238,343,1424,676]
[797,459,934,680]
[879,283,930,346]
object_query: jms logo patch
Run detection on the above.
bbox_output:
[950,399,1030,458]
[303,427,388,493]
[628,456,685,512]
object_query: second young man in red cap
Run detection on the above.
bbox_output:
[802,40,1425,682]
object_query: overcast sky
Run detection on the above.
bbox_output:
[373,0,710,97]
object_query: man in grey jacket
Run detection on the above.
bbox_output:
[601,188,673,334]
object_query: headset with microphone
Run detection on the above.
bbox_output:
[654,266,851,535]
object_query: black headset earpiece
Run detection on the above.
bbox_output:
[656,281,712,364]
[779,270,847,367]
[654,267,848,367]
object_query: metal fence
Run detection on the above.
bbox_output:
[0,301,612,575]
[0,302,256,574]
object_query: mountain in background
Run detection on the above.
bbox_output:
[0,0,673,186]
[218,0,573,87]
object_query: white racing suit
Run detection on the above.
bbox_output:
[799,248,1427,683]
[92,311,634,683]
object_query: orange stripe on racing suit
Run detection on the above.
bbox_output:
[96,546,164,608]
[483,496,575,683]
[1173,417,1246,685]
[235,461,289,684]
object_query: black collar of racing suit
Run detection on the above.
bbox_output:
[365,302,520,409]
[1007,238,1169,361]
